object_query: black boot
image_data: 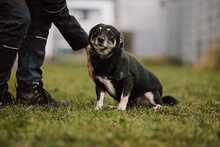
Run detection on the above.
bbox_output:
[16,81,58,106]
[0,84,15,106]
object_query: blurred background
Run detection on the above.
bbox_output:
[46,0,220,69]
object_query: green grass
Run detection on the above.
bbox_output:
[1,62,220,147]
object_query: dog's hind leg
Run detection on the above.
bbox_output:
[144,91,162,110]
[118,94,130,111]
[118,78,134,111]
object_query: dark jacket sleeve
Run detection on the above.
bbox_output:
[42,0,89,50]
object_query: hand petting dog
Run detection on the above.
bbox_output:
[86,23,178,111]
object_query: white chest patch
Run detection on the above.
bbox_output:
[96,76,116,96]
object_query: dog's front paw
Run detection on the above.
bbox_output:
[95,104,103,110]
[117,103,127,111]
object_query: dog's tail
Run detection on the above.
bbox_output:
[162,96,178,106]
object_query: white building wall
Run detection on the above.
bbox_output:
[182,0,220,63]
[116,0,165,57]
[162,0,182,58]
[180,0,194,63]
[160,0,220,63]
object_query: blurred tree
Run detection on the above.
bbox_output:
[196,38,220,70]
[122,32,133,52]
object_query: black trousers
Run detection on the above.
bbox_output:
[0,0,30,90]
[0,0,30,49]
[1,0,89,87]
[17,0,89,85]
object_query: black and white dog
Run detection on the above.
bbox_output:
[86,24,177,111]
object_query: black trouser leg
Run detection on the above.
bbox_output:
[0,0,30,91]
[16,1,56,104]
[16,0,51,86]
[16,32,49,86]
[0,0,31,48]
[43,0,89,50]
[0,48,17,90]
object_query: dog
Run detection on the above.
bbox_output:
[86,23,178,111]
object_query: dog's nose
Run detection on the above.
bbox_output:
[97,37,105,44]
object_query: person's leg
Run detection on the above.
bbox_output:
[16,0,51,86]
[0,0,30,105]
[16,0,57,105]
[42,0,89,50]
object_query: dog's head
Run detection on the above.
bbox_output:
[89,24,124,59]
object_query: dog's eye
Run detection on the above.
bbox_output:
[106,28,111,32]
[91,30,100,38]
[109,38,116,43]
[109,35,116,40]
[92,27,102,37]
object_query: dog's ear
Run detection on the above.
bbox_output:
[118,33,124,49]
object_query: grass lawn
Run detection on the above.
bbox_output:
[0,62,220,147]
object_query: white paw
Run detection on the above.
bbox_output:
[117,103,127,111]
[153,104,162,111]
[95,104,103,110]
